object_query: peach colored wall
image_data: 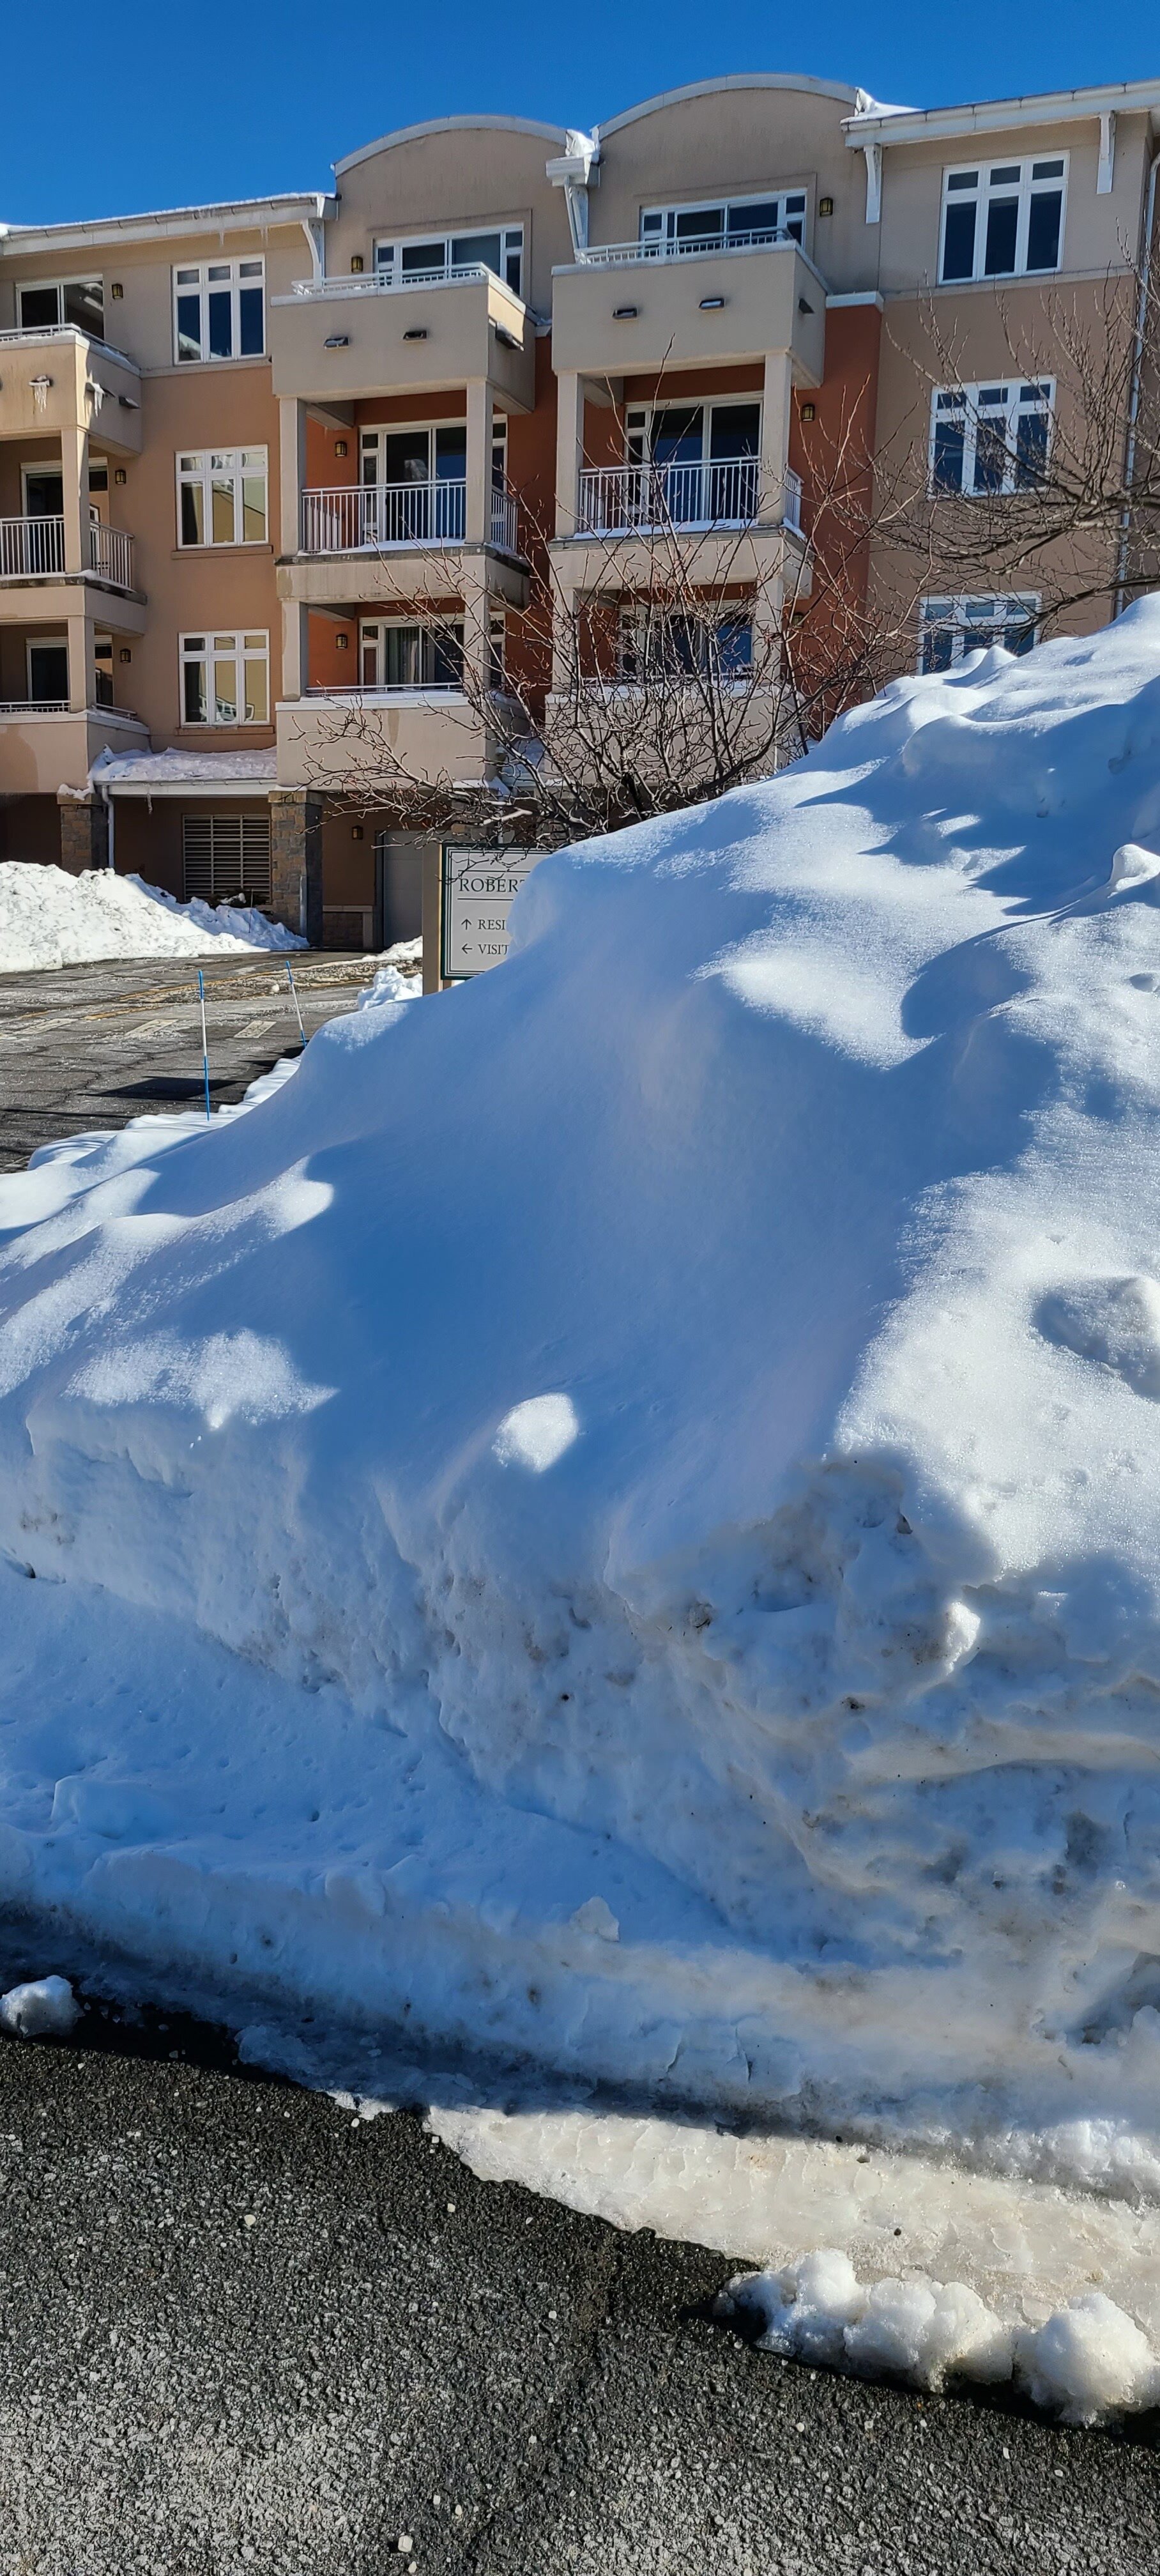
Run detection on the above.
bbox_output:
[126,362,281,746]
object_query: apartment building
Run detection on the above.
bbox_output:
[1,71,1157,978]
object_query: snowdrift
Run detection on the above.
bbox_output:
[0,861,304,972]
[6,610,1160,2225]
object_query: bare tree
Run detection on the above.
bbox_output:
[289,392,924,852]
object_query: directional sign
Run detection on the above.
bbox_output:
[440,846,540,978]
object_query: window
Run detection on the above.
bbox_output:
[358,423,468,540]
[939,159,1066,284]
[183,814,271,906]
[177,449,268,546]
[27,637,69,704]
[373,226,524,297]
[930,381,1052,496]
[358,620,465,689]
[620,606,754,682]
[174,260,264,363]
[625,401,762,523]
[639,191,807,252]
[94,632,114,707]
[919,595,1039,671]
[17,278,104,335]
[180,631,270,724]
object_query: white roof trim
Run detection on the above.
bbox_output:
[844,77,1160,147]
[335,114,568,177]
[595,74,867,140]
[0,194,331,258]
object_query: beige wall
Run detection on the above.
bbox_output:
[589,84,867,290]
[325,124,572,312]
[874,114,1154,298]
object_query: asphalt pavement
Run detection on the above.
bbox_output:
[0,2013,1155,2576]
[0,953,380,1172]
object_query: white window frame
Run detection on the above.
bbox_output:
[358,617,466,692]
[176,448,269,548]
[919,594,1041,673]
[623,394,762,464]
[618,602,755,684]
[172,258,265,364]
[638,188,808,252]
[16,276,105,335]
[927,379,1053,496]
[938,156,1068,286]
[179,629,270,726]
[372,225,524,297]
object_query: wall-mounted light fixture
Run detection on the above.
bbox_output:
[119,647,132,663]
[818,197,834,218]
[800,401,816,422]
[699,295,726,310]
[334,438,347,457]
[402,326,427,341]
[798,297,814,314]
[335,632,349,650]
[114,466,127,484]
[351,824,364,840]
[613,305,637,320]
[111,282,125,299]
[324,333,349,349]
[494,327,519,351]
[349,254,364,273]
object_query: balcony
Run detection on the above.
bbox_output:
[0,328,143,452]
[575,462,802,537]
[276,686,517,792]
[0,700,147,793]
[300,480,520,557]
[269,268,535,410]
[550,238,825,384]
[0,517,136,590]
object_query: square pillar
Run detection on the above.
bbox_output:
[60,424,90,576]
[759,353,795,524]
[268,788,323,944]
[460,564,492,697]
[57,789,109,874]
[554,372,584,537]
[464,380,491,546]
[66,609,95,712]
[279,398,307,556]
[280,599,311,703]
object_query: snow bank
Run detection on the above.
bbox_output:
[6,612,1160,2373]
[0,861,304,972]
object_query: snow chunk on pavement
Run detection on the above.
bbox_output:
[0,1976,80,2037]
[0,861,303,972]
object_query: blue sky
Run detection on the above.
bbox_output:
[2,0,1156,224]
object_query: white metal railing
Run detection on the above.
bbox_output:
[0,325,134,363]
[0,697,70,714]
[575,459,805,535]
[88,522,135,587]
[287,263,493,301]
[575,227,801,266]
[300,479,519,555]
[0,513,65,575]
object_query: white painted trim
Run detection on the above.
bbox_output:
[335,115,566,176]
[825,290,885,308]
[595,73,862,139]
[938,153,1069,288]
[1098,110,1117,193]
[845,77,1160,148]
[861,141,882,224]
[0,197,329,258]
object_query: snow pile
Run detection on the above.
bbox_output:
[0,1975,80,2039]
[719,2255,1160,2424]
[0,861,304,973]
[6,611,1160,2373]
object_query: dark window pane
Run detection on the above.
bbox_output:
[435,425,468,476]
[652,406,702,463]
[933,418,965,491]
[710,402,761,459]
[505,249,523,293]
[238,286,264,354]
[208,288,233,358]
[922,619,954,673]
[676,206,722,243]
[64,280,104,334]
[180,482,204,546]
[176,293,201,360]
[1015,407,1049,485]
[183,659,207,722]
[729,200,779,238]
[1026,190,1062,271]
[385,431,431,484]
[401,241,443,273]
[717,616,752,675]
[941,201,976,282]
[984,197,1019,276]
[452,233,501,275]
[431,627,464,687]
[973,419,1009,493]
[1009,611,1037,655]
[19,286,60,328]
[29,643,69,700]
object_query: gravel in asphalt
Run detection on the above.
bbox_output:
[0,954,382,1171]
[0,2027,1155,2575]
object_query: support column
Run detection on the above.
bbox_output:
[66,608,94,712]
[57,788,109,874]
[554,371,584,537]
[279,398,307,556]
[280,599,310,703]
[759,352,795,524]
[268,788,323,944]
[550,586,579,696]
[464,379,491,545]
[460,563,492,697]
[60,424,90,576]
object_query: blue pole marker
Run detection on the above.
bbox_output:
[286,962,306,1045]
[197,969,211,1120]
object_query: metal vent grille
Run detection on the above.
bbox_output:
[182,814,271,907]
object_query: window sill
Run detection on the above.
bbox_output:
[146,354,272,378]
[172,544,273,558]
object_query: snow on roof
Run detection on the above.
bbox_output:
[91,747,277,794]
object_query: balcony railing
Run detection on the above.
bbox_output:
[574,226,802,267]
[0,516,135,586]
[286,263,495,302]
[574,462,803,536]
[300,480,519,555]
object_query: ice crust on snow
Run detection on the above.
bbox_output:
[0,861,305,972]
[7,616,1160,2373]
[0,1975,80,2037]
